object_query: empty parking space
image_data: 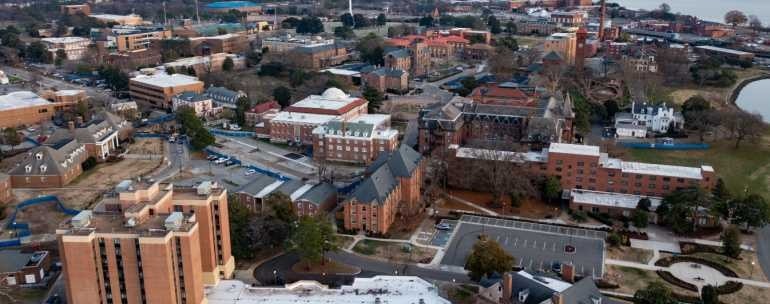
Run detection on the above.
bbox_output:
[441,217,606,278]
[430,219,458,247]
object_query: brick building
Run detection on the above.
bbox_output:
[164,53,246,76]
[114,27,171,52]
[290,44,349,70]
[235,176,337,217]
[384,49,412,72]
[0,173,11,203]
[261,34,335,53]
[190,33,248,56]
[172,92,218,117]
[343,145,424,234]
[267,88,367,145]
[129,73,205,108]
[9,139,88,188]
[0,91,78,128]
[418,88,574,154]
[60,4,90,15]
[362,67,409,93]
[205,86,248,109]
[544,32,577,65]
[312,114,399,165]
[516,20,558,35]
[107,48,163,70]
[244,101,280,127]
[46,112,131,161]
[550,11,585,26]
[463,43,495,61]
[57,180,234,304]
[0,250,51,286]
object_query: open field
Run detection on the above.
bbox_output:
[667,67,767,105]
[125,138,164,155]
[448,189,560,218]
[623,137,770,198]
[721,284,770,303]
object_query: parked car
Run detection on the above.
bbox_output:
[244,169,257,176]
[225,160,236,166]
[551,261,562,273]
[206,155,218,161]
[435,223,451,231]
[214,157,229,164]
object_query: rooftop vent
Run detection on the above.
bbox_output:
[71,210,93,228]
[164,212,184,231]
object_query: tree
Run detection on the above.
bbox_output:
[296,17,324,34]
[542,176,561,203]
[356,33,385,65]
[98,66,129,92]
[376,13,387,26]
[259,61,285,76]
[701,285,719,304]
[489,47,517,81]
[263,192,297,223]
[228,195,254,259]
[457,76,478,96]
[637,198,652,211]
[333,26,355,39]
[504,21,517,34]
[176,107,215,150]
[273,86,292,109]
[234,96,251,126]
[362,86,384,113]
[76,99,89,120]
[682,95,711,117]
[3,127,20,146]
[658,187,713,234]
[633,281,676,304]
[281,17,300,29]
[721,110,766,148]
[732,194,770,230]
[658,3,671,14]
[725,10,748,27]
[487,15,501,34]
[166,66,176,74]
[631,209,649,228]
[187,66,197,76]
[25,41,49,63]
[222,56,234,71]
[54,49,67,66]
[464,236,514,281]
[419,16,434,27]
[495,36,519,52]
[340,13,354,27]
[721,226,742,258]
[286,216,337,269]
[749,15,763,31]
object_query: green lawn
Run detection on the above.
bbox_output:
[623,139,770,198]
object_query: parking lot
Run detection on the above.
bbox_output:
[430,219,458,247]
[440,215,606,278]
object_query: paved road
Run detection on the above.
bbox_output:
[1,65,120,106]
[148,140,189,182]
[757,226,770,279]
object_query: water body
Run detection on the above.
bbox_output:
[735,79,770,123]
[614,0,770,25]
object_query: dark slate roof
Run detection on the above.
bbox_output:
[0,250,34,273]
[236,175,279,196]
[479,272,503,288]
[352,145,422,205]
[509,272,560,304]
[298,183,337,206]
[386,48,411,58]
[543,50,563,61]
[273,180,306,197]
[174,91,210,102]
[371,67,406,77]
[324,120,375,138]
[10,139,85,176]
[560,277,623,304]
[296,43,338,54]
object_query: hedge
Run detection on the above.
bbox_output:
[656,270,698,291]
[715,281,743,294]
[654,256,738,278]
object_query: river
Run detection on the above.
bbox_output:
[613,0,770,25]
[735,78,770,123]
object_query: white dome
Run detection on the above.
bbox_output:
[321,87,347,99]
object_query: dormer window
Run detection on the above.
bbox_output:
[25,165,32,173]
[35,152,43,160]
[40,165,47,173]
[518,289,530,303]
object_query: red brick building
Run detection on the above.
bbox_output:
[235,176,337,217]
[362,68,409,93]
[312,114,399,165]
[0,250,52,286]
[343,145,424,234]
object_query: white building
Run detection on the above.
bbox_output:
[40,37,91,61]
[614,112,648,138]
[630,101,683,133]
[205,276,451,304]
[0,70,8,84]
[172,92,218,117]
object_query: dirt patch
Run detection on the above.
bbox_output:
[690,252,768,282]
[11,203,71,234]
[448,189,560,218]
[353,240,436,264]
[604,265,698,297]
[607,247,654,264]
[720,284,770,303]
[389,212,429,239]
[13,189,104,211]
[125,138,164,155]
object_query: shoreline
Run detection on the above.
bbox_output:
[729,73,770,105]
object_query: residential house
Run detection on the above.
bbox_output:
[630,101,683,133]
[9,139,88,188]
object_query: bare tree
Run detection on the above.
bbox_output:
[685,110,720,142]
[538,63,568,95]
[749,15,763,31]
[489,47,518,80]
[657,47,691,85]
[720,110,767,148]
[725,10,748,27]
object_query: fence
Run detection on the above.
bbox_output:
[134,132,169,139]
[621,142,710,150]
[207,128,256,137]
[144,113,176,125]
[1,195,79,248]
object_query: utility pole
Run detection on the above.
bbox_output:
[349,0,355,28]
[195,0,201,24]
[163,1,167,26]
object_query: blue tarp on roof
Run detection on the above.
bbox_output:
[205,1,260,9]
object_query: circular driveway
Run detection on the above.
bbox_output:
[668,262,730,289]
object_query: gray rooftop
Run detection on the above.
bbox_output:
[352,145,422,205]
[0,250,34,273]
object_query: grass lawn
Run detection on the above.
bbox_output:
[623,139,770,198]
[690,252,768,282]
[607,246,654,264]
[604,265,698,297]
[352,240,436,264]
[720,285,770,303]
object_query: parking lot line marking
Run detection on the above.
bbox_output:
[543,242,547,250]
[495,235,500,242]
[532,240,537,248]
[552,243,556,251]
[581,264,585,274]
[528,259,533,269]
[504,237,509,245]
[514,238,518,247]
[539,261,543,271]
[523,239,528,247]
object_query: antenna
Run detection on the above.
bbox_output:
[195,0,201,24]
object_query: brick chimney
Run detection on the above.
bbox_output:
[552,292,565,304]
[562,263,575,283]
[68,121,75,132]
[502,272,513,304]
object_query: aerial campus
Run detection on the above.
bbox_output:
[1,0,770,303]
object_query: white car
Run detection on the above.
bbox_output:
[244,169,257,176]
[214,157,229,164]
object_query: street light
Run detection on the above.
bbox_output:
[273,269,277,285]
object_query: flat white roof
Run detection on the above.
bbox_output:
[696,45,753,56]
[570,189,662,210]
[40,37,90,44]
[517,271,572,293]
[0,91,52,111]
[131,73,202,88]
[90,14,141,21]
[290,88,360,111]
[205,277,451,304]
[620,161,704,180]
[289,184,314,201]
[55,89,85,96]
[548,143,601,157]
[320,68,361,76]
[271,111,336,125]
[454,146,547,163]
[255,180,284,199]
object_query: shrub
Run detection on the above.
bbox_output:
[715,281,743,294]
[656,270,698,291]
[607,232,622,247]
[81,157,97,171]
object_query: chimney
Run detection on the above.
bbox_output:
[76,116,83,126]
[502,272,513,303]
[552,292,564,304]
[562,263,575,283]
[68,121,75,132]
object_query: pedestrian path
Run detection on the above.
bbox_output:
[606,258,770,289]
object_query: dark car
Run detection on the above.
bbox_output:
[551,261,562,273]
